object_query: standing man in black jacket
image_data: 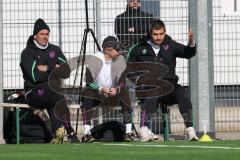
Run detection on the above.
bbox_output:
[128,19,199,141]
[20,18,79,143]
[115,0,154,50]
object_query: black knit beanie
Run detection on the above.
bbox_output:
[33,18,50,35]
[127,0,141,3]
[102,36,120,50]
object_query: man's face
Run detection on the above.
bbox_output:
[150,28,166,45]
[34,29,50,46]
[104,47,120,60]
[129,0,141,10]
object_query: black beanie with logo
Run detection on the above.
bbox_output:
[33,18,50,35]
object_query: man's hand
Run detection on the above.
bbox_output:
[109,87,118,96]
[99,87,110,97]
[188,28,195,47]
[188,29,193,43]
[37,64,59,72]
[37,65,48,72]
[128,27,135,33]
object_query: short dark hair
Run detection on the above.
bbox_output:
[150,20,166,33]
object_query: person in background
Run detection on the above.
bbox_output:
[115,0,154,51]
[127,19,199,142]
[20,18,79,143]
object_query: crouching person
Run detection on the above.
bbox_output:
[81,36,134,142]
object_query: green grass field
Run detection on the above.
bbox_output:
[1,141,240,160]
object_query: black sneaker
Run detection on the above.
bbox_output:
[68,132,80,143]
[125,133,135,142]
[81,134,96,143]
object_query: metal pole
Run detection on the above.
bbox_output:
[74,0,101,133]
[0,0,6,144]
[234,0,237,12]
[58,0,62,48]
[189,0,215,137]
[95,0,101,44]
[85,0,89,30]
[16,108,20,144]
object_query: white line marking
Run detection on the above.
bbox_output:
[103,143,240,150]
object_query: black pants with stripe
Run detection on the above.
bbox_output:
[140,83,193,128]
[25,83,74,135]
[82,88,132,125]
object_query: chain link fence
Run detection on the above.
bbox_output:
[1,0,240,138]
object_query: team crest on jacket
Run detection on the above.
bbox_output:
[49,51,56,58]
[37,89,44,96]
[163,45,169,51]
[142,49,147,54]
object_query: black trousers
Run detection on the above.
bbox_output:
[82,88,132,125]
[141,84,193,128]
[25,83,74,135]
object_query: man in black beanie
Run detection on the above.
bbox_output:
[115,0,154,50]
[33,18,50,36]
[20,18,79,143]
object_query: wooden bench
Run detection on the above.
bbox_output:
[0,102,80,144]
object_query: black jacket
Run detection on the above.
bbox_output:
[20,36,69,91]
[115,5,154,47]
[127,35,196,84]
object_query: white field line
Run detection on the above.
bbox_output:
[102,143,240,150]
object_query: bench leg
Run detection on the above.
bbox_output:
[16,107,20,144]
[163,112,169,141]
[16,108,30,144]
[162,105,170,141]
